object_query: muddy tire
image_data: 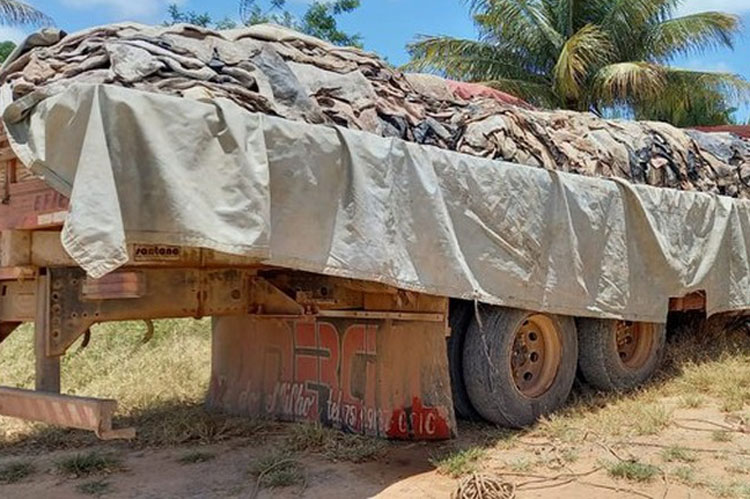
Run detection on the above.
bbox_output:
[576,319,666,391]
[447,300,481,420]
[462,306,578,428]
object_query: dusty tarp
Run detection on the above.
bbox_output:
[5,83,750,323]
[2,23,750,198]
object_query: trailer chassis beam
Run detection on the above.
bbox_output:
[46,267,258,357]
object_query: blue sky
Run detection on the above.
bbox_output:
[22,0,750,118]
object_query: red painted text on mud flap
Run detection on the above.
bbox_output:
[387,397,452,440]
[261,321,451,439]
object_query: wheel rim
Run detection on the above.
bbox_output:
[510,314,562,399]
[615,321,655,369]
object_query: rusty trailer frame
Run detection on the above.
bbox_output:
[0,219,455,439]
[0,153,708,441]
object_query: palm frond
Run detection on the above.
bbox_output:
[553,24,614,102]
[473,11,555,72]
[593,61,667,105]
[646,12,740,60]
[541,0,576,37]
[462,0,493,14]
[633,68,748,125]
[664,68,750,103]
[406,36,544,82]
[601,0,680,27]
[0,0,52,25]
[598,0,680,55]
[480,78,559,107]
[479,0,565,51]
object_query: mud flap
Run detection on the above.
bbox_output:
[206,316,456,440]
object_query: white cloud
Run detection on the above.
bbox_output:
[677,0,750,16]
[59,0,184,19]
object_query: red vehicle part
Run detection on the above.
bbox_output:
[208,313,456,440]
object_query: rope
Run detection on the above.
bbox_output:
[452,473,516,499]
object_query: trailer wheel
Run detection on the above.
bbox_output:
[463,306,578,428]
[447,300,481,420]
[576,319,666,391]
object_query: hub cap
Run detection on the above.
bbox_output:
[615,321,655,369]
[510,314,562,399]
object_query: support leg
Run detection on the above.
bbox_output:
[34,274,60,393]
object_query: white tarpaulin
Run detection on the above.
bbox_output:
[4,84,750,323]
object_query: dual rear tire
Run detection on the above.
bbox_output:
[576,319,666,391]
[462,306,577,427]
[452,304,666,427]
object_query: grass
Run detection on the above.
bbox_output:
[286,423,385,463]
[250,451,304,489]
[557,447,579,465]
[507,457,534,472]
[725,458,750,476]
[536,396,673,441]
[1,313,750,496]
[0,319,256,450]
[709,481,750,498]
[76,479,112,496]
[0,460,34,484]
[660,446,696,464]
[605,460,661,483]
[177,451,216,465]
[658,319,750,412]
[56,452,124,478]
[534,321,750,446]
[678,394,705,409]
[671,465,699,486]
[713,430,734,442]
[430,447,485,478]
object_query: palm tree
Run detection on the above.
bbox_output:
[407,0,748,124]
[0,0,51,25]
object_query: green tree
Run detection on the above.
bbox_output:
[407,0,749,126]
[0,40,15,62]
[165,4,213,27]
[165,4,237,29]
[0,0,51,25]
[166,1,362,47]
[638,84,737,127]
[241,0,362,47]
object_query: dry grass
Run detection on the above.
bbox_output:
[709,480,750,498]
[670,465,700,486]
[249,451,305,489]
[430,447,486,478]
[76,479,113,496]
[177,451,216,465]
[2,313,750,497]
[535,318,750,446]
[56,452,124,478]
[286,423,385,463]
[0,460,35,484]
[661,445,697,464]
[0,319,270,450]
[713,431,734,443]
[536,395,673,441]
[605,460,661,482]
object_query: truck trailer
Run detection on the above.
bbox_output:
[0,24,746,441]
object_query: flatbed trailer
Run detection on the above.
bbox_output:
[0,131,710,441]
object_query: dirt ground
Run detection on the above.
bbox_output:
[1,397,749,498]
[3,318,750,498]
